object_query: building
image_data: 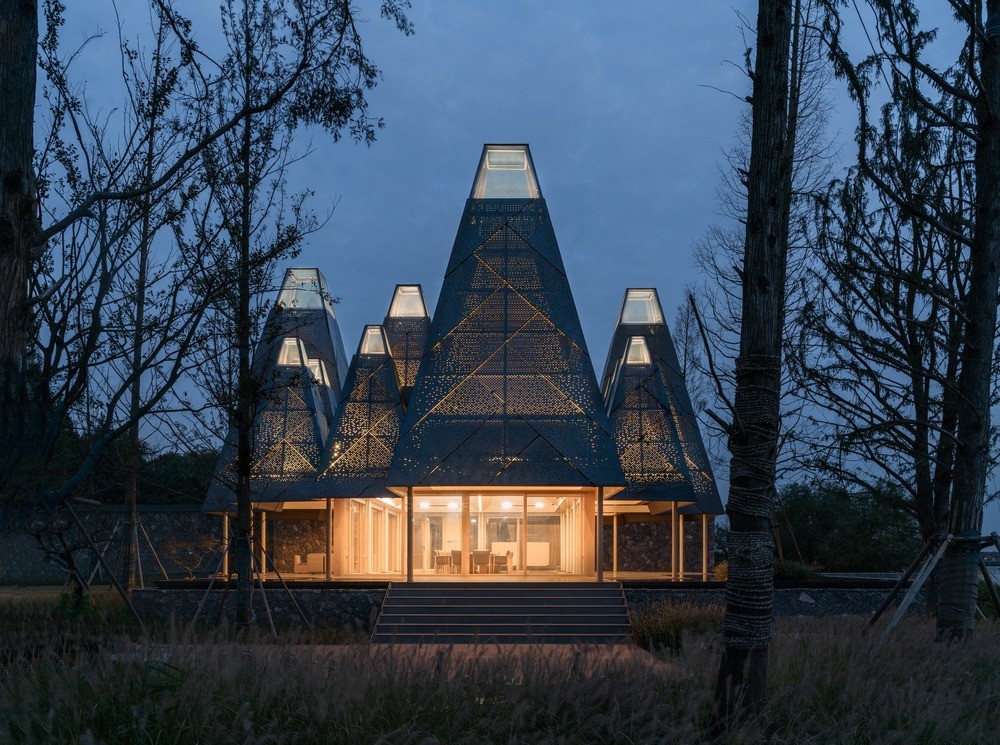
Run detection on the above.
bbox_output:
[205,145,721,581]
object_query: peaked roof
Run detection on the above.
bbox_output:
[315,325,404,499]
[601,289,723,514]
[387,145,624,488]
[204,339,330,509]
[203,269,349,509]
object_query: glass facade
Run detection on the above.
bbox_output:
[388,285,427,318]
[277,268,325,310]
[619,289,664,325]
[471,146,541,199]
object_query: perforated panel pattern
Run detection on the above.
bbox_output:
[388,195,623,488]
[601,318,723,513]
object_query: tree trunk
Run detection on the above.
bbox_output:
[0,0,36,365]
[714,0,794,726]
[0,1,39,496]
[936,3,1000,640]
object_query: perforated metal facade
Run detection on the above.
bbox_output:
[315,326,404,499]
[387,146,624,489]
[383,285,430,408]
[204,269,350,509]
[601,290,723,514]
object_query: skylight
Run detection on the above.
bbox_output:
[624,336,652,365]
[619,289,664,325]
[277,268,324,310]
[388,285,427,318]
[471,145,540,199]
[360,326,387,355]
[277,338,306,366]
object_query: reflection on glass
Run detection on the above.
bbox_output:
[277,268,325,309]
[620,289,664,325]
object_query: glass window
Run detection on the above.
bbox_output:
[308,359,328,386]
[359,326,387,355]
[277,338,305,366]
[620,289,664,325]
[277,268,324,310]
[472,145,540,199]
[624,336,651,365]
[388,285,427,318]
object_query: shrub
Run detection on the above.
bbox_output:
[714,560,728,582]
[630,601,723,653]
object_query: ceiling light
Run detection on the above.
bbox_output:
[501,500,512,510]
[418,501,430,510]
[534,501,545,509]
[448,501,458,510]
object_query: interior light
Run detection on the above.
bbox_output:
[418,501,430,510]
[501,500,512,510]
[534,501,545,509]
[448,501,458,511]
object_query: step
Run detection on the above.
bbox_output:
[371,581,633,645]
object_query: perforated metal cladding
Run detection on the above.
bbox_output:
[203,269,350,510]
[316,348,403,499]
[383,315,429,405]
[601,321,723,513]
[388,197,623,488]
[607,363,695,501]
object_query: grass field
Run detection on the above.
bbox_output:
[0,591,998,743]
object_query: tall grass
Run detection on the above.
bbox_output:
[1,601,998,743]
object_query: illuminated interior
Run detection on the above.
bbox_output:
[470,145,541,199]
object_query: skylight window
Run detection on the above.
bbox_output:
[360,326,387,355]
[620,289,664,325]
[277,338,306,366]
[624,336,651,365]
[308,359,329,386]
[388,285,427,318]
[471,145,540,199]
[277,268,324,310]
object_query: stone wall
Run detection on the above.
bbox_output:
[602,517,714,574]
[132,583,921,632]
[0,505,222,584]
[625,586,924,618]
[267,518,326,574]
[133,587,384,632]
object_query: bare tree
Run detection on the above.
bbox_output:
[821,0,1000,640]
[714,0,797,726]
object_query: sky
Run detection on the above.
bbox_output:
[60,1,999,534]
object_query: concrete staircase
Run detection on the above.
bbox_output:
[371,582,632,644]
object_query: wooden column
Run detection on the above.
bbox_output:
[461,495,470,576]
[325,498,333,581]
[702,514,710,581]
[259,510,267,575]
[597,487,604,583]
[221,514,230,576]
[678,514,685,581]
[612,512,619,575]
[406,487,414,583]
[670,503,678,581]
[521,496,528,577]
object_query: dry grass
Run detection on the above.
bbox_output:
[1,599,998,744]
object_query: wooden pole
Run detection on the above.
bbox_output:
[406,487,414,583]
[221,514,230,576]
[461,495,470,576]
[325,498,332,581]
[671,503,678,581]
[702,514,709,581]
[522,496,528,577]
[597,487,604,583]
[678,514,685,581]
[612,512,619,575]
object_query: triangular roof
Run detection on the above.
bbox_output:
[203,269,349,510]
[314,325,404,499]
[601,289,723,514]
[387,145,624,488]
[204,339,331,509]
